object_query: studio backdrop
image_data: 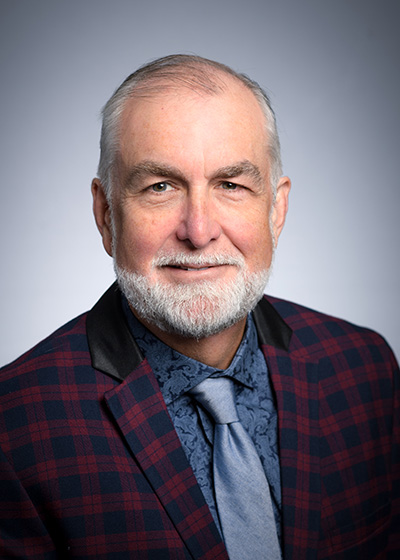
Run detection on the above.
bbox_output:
[0,0,399,365]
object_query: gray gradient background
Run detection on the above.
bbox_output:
[1,0,399,365]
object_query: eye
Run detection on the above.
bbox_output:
[221,181,239,191]
[150,182,173,193]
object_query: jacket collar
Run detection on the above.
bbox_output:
[86,282,293,381]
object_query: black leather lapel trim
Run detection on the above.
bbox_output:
[253,296,292,351]
[86,282,144,381]
[87,285,292,380]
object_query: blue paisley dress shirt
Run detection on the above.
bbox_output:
[122,297,282,540]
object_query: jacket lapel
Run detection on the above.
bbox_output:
[87,284,227,560]
[254,297,321,560]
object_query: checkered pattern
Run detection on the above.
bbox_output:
[0,314,225,559]
[266,297,400,559]
[0,288,398,559]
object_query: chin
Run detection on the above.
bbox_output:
[114,261,270,339]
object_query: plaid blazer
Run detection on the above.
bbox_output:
[0,283,399,559]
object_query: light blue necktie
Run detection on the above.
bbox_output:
[190,377,281,560]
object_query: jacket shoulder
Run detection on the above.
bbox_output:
[0,312,90,382]
[263,294,394,362]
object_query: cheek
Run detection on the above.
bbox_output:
[114,208,177,270]
[227,208,273,267]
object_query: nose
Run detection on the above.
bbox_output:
[176,188,222,249]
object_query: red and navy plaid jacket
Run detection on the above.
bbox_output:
[0,284,399,559]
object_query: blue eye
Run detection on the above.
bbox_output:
[221,182,238,190]
[151,182,171,192]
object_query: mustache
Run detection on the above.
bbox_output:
[153,252,245,268]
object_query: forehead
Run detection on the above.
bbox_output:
[120,74,266,134]
[116,78,269,175]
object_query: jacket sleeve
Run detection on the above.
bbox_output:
[389,348,400,557]
[0,447,58,559]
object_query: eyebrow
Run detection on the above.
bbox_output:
[212,160,263,185]
[126,161,186,186]
[126,159,263,187]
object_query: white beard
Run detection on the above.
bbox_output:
[114,252,272,339]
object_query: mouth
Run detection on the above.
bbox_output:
[168,265,215,271]
[158,261,235,282]
[154,253,244,280]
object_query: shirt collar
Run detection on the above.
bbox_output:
[121,295,259,405]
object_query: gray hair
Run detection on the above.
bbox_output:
[97,54,282,201]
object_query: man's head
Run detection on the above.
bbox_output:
[97,54,283,203]
[92,54,290,339]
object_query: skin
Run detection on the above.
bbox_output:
[92,75,291,369]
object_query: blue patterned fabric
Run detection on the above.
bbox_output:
[122,296,282,540]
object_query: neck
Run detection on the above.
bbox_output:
[132,311,247,370]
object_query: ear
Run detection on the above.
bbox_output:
[91,178,113,257]
[270,176,291,247]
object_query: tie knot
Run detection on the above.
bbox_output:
[190,377,239,424]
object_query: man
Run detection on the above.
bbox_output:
[0,55,398,560]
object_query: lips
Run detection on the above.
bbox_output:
[171,265,213,271]
[154,253,245,271]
